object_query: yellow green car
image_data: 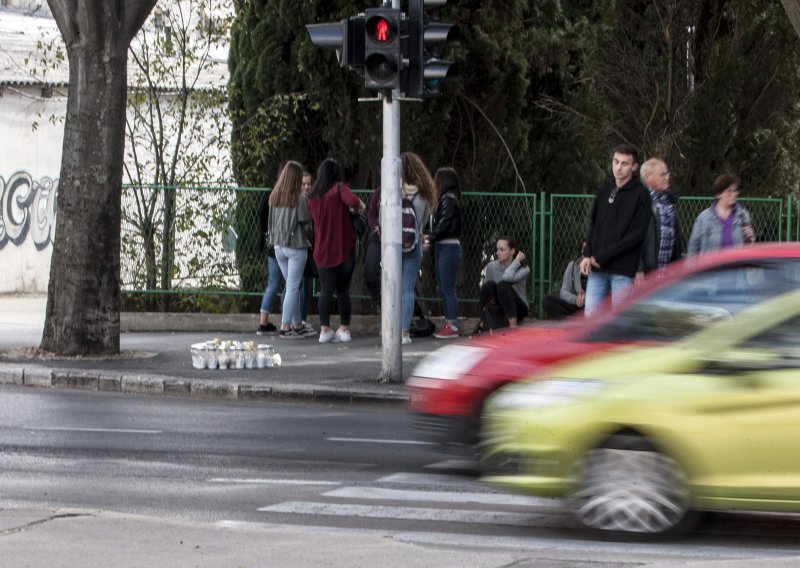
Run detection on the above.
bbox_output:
[481,288,800,535]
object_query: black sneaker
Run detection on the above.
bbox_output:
[279,329,304,339]
[299,322,317,337]
[257,323,277,335]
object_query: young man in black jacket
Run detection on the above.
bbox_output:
[580,144,651,317]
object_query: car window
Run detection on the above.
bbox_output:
[587,260,800,343]
[740,315,800,363]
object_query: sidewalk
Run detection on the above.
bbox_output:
[0,295,470,405]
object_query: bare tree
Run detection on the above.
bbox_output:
[42,0,158,356]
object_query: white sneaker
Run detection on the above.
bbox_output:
[335,329,351,343]
[401,334,412,345]
[319,329,336,343]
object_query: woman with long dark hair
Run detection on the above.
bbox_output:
[308,158,365,343]
[425,167,463,339]
[267,161,315,339]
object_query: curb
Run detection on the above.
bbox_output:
[0,363,408,405]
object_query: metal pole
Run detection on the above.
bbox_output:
[378,87,403,383]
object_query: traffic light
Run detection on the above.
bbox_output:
[363,8,402,91]
[306,16,365,73]
[405,0,458,98]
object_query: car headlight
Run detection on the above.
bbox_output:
[411,344,490,380]
[489,379,607,410]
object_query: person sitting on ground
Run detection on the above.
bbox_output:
[477,236,530,330]
[542,242,586,320]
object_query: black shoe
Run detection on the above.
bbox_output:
[257,323,277,335]
[279,329,304,339]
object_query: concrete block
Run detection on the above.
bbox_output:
[190,381,238,400]
[121,375,165,395]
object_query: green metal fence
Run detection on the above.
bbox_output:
[121,185,794,317]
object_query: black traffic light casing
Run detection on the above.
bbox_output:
[404,0,458,97]
[306,16,365,73]
[363,8,403,91]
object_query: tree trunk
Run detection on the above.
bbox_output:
[41,0,157,356]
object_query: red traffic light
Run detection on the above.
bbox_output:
[366,15,396,44]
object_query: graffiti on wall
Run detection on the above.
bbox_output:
[0,171,58,251]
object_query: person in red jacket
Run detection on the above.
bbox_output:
[307,159,366,343]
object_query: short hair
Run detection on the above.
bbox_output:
[613,144,639,165]
[640,158,665,183]
[711,173,741,196]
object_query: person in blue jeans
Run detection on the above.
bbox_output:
[267,161,315,339]
[424,167,463,339]
[581,144,651,317]
[399,152,434,345]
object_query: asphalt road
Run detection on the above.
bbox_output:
[1,386,800,566]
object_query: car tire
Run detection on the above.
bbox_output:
[571,434,694,535]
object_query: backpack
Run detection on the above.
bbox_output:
[401,194,418,252]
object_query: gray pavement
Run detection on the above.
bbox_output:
[0,294,467,405]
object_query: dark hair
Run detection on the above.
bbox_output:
[434,167,461,201]
[612,144,639,166]
[497,236,517,252]
[711,173,741,196]
[309,158,344,199]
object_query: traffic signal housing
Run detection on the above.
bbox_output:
[405,0,458,98]
[306,16,365,73]
[363,8,403,91]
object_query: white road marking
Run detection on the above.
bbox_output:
[323,486,563,508]
[377,472,486,487]
[207,478,340,486]
[425,459,479,470]
[258,501,552,526]
[30,427,161,434]
[325,437,435,446]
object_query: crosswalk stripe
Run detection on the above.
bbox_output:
[325,437,435,445]
[377,472,487,487]
[207,478,340,486]
[259,501,569,527]
[323,486,563,508]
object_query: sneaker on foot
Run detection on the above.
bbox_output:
[335,328,351,343]
[319,328,336,343]
[257,323,277,335]
[300,321,316,335]
[280,329,303,339]
[433,324,459,339]
[401,334,412,345]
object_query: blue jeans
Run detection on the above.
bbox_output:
[401,244,423,331]
[584,271,633,317]
[274,246,307,326]
[435,242,461,322]
[259,256,285,314]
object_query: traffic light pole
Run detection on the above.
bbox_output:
[378,0,403,384]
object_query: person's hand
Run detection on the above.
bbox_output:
[357,200,366,214]
[515,251,526,263]
[422,235,432,252]
[743,223,755,243]
[576,290,585,308]
[634,271,645,287]
[373,225,381,237]
[580,257,592,275]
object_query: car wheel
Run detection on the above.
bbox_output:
[571,435,691,534]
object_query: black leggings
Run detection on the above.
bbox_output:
[317,247,356,327]
[479,280,529,322]
[542,295,582,319]
[363,233,381,303]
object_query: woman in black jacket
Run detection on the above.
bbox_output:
[424,167,463,339]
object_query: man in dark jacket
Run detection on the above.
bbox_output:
[638,158,683,279]
[581,144,651,316]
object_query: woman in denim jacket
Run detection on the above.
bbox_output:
[687,174,755,256]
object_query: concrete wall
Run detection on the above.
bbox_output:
[0,88,64,292]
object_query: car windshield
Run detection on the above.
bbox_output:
[587,259,800,342]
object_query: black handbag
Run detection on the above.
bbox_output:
[350,210,367,239]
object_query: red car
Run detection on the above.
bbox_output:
[408,243,800,450]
